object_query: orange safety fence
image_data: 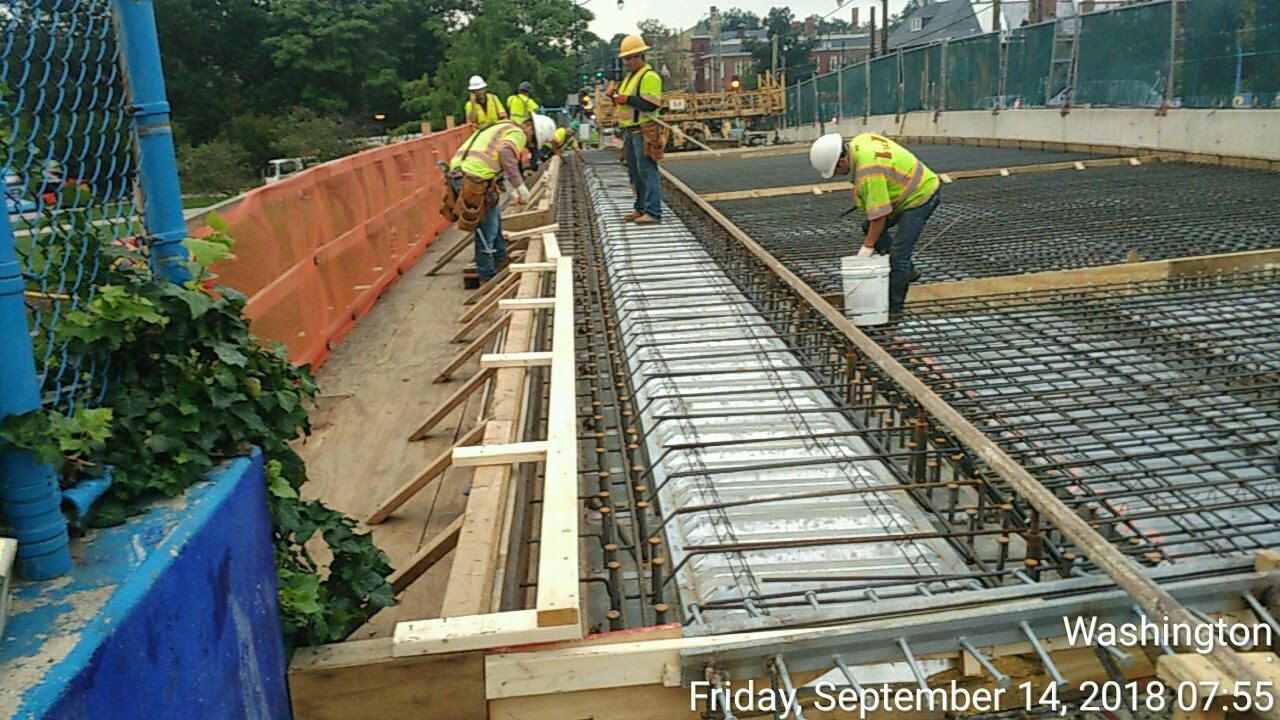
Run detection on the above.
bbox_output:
[193,126,471,368]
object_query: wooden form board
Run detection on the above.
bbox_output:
[909,248,1280,304]
[696,154,1160,203]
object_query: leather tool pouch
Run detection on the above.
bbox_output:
[440,177,460,223]
[641,122,667,161]
[455,176,490,232]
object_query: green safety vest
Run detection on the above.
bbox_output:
[450,122,527,180]
[848,133,938,220]
[617,63,662,128]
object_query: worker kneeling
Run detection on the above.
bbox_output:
[447,114,556,281]
[541,122,585,163]
[810,133,940,322]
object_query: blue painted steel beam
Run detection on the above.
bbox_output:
[0,208,72,580]
[113,0,190,283]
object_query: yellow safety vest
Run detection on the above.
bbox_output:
[506,93,540,124]
[544,127,579,154]
[465,93,507,126]
[617,63,662,128]
[849,133,938,220]
[450,122,527,180]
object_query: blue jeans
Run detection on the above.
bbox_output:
[873,190,940,315]
[623,131,661,219]
[452,177,507,281]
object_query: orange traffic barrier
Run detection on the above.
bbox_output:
[194,127,470,368]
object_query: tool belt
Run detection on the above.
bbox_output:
[640,122,667,161]
[455,175,497,233]
[440,175,460,223]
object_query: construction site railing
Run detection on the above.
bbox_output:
[193,127,470,369]
[786,0,1280,127]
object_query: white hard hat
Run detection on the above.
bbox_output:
[810,133,845,179]
[532,115,556,148]
[468,75,487,91]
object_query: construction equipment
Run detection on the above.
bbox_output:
[592,71,786,152]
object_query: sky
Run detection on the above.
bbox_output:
[585,0,917,39]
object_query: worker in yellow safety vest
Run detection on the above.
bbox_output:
[448,115,555,281]
[465,75,507,127]
[541,122,584,162]
[507,81,542,170]
[607,34,663,224]
[809,132,941,322]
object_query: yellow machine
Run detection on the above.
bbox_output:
[593,72,786,151]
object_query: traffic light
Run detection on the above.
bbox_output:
[580,73,588,84]
[730,76,741,91]
[594,70,605,81]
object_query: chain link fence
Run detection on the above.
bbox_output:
[3,0,145,414]
[783,0,1280,128]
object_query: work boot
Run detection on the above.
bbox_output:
[633,214,660,225]
[909,269,921,283]
[622,212,642,221]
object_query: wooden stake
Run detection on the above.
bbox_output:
[450,303,504,344]
[388,516,465,594]
[425,232,474,276]
[409,367,495,441]
[434,315,511,384]
[369,421,489,524]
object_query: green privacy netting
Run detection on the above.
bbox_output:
[902,44,943,112]
[841,62,869,118]
[1180,0,1280,108]
[870,55,899,115]
[1075,1,1173,106]
[816,71,840,121]
[944,34,1001,109]
[1004,21,1055,107]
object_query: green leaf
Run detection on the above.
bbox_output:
[178,290,215,319]
[206,211,229,234]
[212,341,249,367]
[183,237,235,268]
[269,474,299,499]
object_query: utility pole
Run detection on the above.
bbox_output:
[870,5,877,57]
[710,6,721,92]
[772,33,779,79]
[993,0,1001,34]
[881,0,889,55]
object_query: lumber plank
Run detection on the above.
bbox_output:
[462,266,518,308]
[535,256,580,628]
[508,262,557,272]
[433,314,511,383]
[452,440,548,467]
[459,274,519,321]
[503,223,560,241]
[408,367,495,441]
[393,609,579,657]
[424,232,475,276]
[479,351,553,368]
[369,421,488,524]
[440,241,544,616]
[450,302,503,344]
[388,515,465,594]
[498,297,555,310]
[288,639,484,720]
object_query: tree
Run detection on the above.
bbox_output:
[720,8,763,30]
[178,139,254,196]
[747,7,815,82]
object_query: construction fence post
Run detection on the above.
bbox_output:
[113,0,190,283]
[0,210,72,580]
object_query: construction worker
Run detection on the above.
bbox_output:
[542,122,584,162]
[449,114,556,281]
[809,132,940,321]
[506,81,540,124]
[608,34,663,224]
[507,82,542,171]
[465,75,507,127]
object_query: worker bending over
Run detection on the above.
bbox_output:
[810,133,940,320]
[447,115,555,281]
[465,75,507,127]
[542,122,584,162]
[609,34,664,224]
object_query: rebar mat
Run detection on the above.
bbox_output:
[874,269,1280,563]
[583,159,970,629]
[667,142,1109,194]
[713,163,1280,295]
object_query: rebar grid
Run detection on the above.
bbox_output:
[667,143,1107,195]
[712,163,1280,294]
[874,269,1280,564]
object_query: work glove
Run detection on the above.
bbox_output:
[856,245,875,259]
[513,183,531,205]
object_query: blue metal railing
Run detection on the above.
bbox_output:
[0,0,186,578]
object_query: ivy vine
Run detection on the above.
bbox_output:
[0,213,394,652]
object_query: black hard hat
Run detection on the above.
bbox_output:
[519,81,532,93]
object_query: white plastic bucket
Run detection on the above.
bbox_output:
[841,255,890,326]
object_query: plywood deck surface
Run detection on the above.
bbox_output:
[297,228,487,639]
